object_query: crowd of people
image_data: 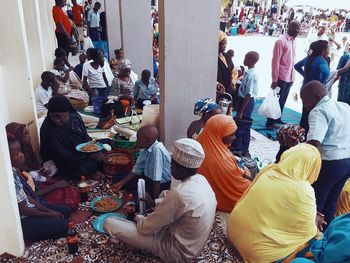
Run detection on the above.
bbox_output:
[223,3,350,38]
[4,1,350,263]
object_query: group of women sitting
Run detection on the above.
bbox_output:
[186,97,350,262]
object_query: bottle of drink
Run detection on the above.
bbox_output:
[126,193,136,221]
[78,176,88,203]
[67,222,79,254]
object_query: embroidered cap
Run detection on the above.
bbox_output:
[172,138,205,168]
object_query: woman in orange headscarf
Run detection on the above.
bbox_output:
[197,114,250,212]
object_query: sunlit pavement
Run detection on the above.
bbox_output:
[227,32,349,112]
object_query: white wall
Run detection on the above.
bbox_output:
[0,0,35,255]
[120,0,153,76]
[159,0,220,148]
[105,0,122,58]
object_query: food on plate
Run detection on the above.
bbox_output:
[106,155,130,165]
[94,197,119,212]
[80,143,100,152]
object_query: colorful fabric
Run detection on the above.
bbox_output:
[197,114,250,212]
[335,180,350,216]
[227,144,321,263]
[193,98,219,116]
[277,124,306,148]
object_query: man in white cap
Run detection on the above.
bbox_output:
[104,138,217,263]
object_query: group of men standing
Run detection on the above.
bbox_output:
[52,0,102,56]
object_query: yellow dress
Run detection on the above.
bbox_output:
[227,144,321,263]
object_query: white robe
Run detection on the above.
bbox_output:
[104,174,217,263]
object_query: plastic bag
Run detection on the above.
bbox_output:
[258,90,281,119]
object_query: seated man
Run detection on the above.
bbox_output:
[111,125,171,199]
[104,138,217,263]
[40,96,104,180]
[7,133,71,242]
[35,71,59,118]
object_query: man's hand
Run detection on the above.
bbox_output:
[139,192,156,207]
[111,182,123,193]
[47,210,64,219]
[216,82,225,93]
[236,111,243,120]
[271,82,278,89]
[316,212,327,232]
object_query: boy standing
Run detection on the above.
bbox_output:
[232,51,259,157]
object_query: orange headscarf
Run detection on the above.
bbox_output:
[197,114,250,212]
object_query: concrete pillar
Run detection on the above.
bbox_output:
[120,0,153,76]
[23,0,46,88]
[0,0,37,255]
[105,0,122,58]
[38,0,56,70]
[159,0,220,148]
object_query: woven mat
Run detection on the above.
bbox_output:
[0,180,243,263]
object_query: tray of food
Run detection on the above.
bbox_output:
[90,195,122,213]
[76,141,104,153]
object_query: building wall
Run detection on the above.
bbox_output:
[105,0,122,57]
[159,0,220,148]
[120,0,153,76]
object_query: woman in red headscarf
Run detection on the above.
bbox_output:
[197,114,251,212]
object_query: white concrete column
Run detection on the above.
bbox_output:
[0,0,37,255]
[23,0,46,88]
[105,0,122,58]
[159,0,220,148]
[38,0,57,70]
[120,0,153,76]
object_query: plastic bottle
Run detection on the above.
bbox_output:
[126,193,136,221]
[78,176,88,203]
[67,222,79,254]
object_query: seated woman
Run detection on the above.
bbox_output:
[228,144,322,263]
[109,48,124,76]
[110,59,135,116]
[7,133,71,242]
[335,180,350,217]
[40,96,104,180]
[197,114,251,212]
[187,98,221,140]
[133,69,159,109]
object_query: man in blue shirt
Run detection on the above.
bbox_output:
[301,81,350,231]
[111,125,171,199]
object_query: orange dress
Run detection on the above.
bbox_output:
[197,114,250,212]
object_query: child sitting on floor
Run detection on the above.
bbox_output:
[111,125,171,199]
[7,133,71,242]
[231,51,259,158]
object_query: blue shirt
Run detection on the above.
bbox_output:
[133,78,158,100]
[238,68,258,98]
[132,140,171,183]
[294,56,330,85]
[307,96,350,160]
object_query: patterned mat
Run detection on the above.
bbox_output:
[0,180,244,263]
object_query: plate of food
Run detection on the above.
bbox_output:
[90,195,122,213]
[76,141,104,153]
[93,212,126,233]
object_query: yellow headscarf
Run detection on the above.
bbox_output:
[335,180,350,217]
[227,144,321,263]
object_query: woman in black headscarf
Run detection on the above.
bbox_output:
[40,96,103,180]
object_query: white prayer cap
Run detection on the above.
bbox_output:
[172,138,205,169]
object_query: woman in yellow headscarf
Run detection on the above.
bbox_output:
[197,114,251,212]
[227,143,321,263]
[335,180,350,217]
